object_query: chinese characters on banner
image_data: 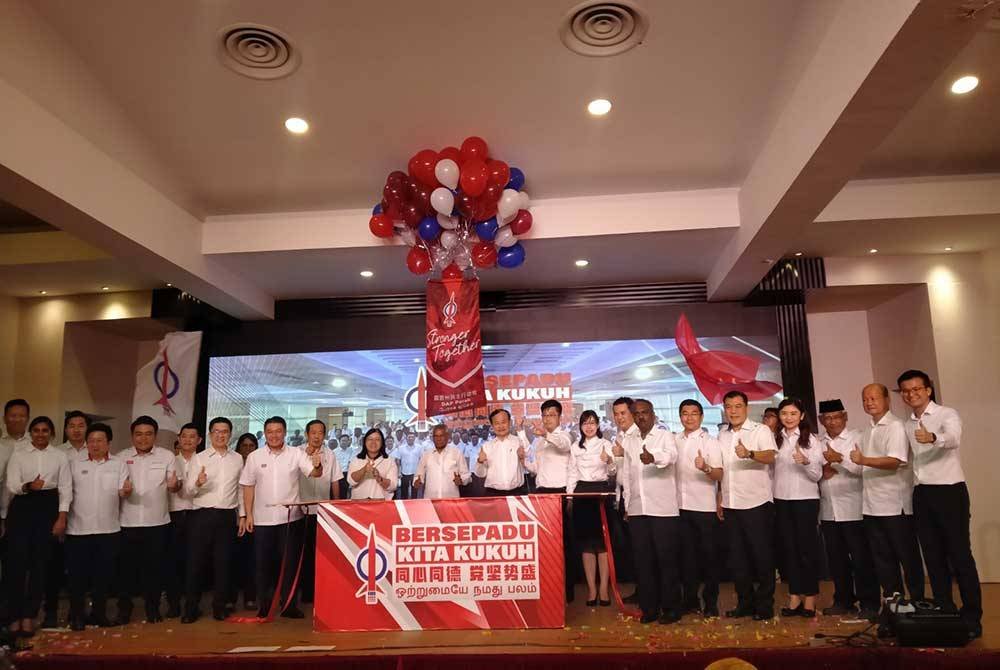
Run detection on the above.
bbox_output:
[425,278,486,415]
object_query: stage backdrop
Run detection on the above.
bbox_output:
[314,495,564,631]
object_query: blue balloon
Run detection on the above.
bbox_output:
[497,242,525,268]
[372,203,383,215]
[418,216,441,242]
[475,217,499,241]
[506,167,525,192]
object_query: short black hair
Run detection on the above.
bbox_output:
[540,399,563,415]
[612,396,634,409]
[29,415,55,434]
[489,408,511,423]
[86,422,113,442]
[722,390,749,405]
[632,398,653,412]
[179,422,201,436]
[208,416,232,432]
[763,407,779,417]
[131,415,159,433]
[263,416,287,430]
[678,399,703,414]
[305,419,327,433]
[4,399,29,415]
[236,432,258,449]
[355,428,388,460]
[63,410,90,432]
[897,369,932,390]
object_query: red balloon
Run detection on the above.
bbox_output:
[482,182,503,204]
[473,195,498,222]
[472,241,498,268]
[383,181,407,206]
[510,209,533,235]
[408,149,439,187]
[455,192,476,220]
[460,158,489,197]
[460,136,489,164]
[406,246,432,275]
[401,201,423,228]
[486,160,510,187]
[369,213,395,238]
[386,170,408,186]
[442,263,463,280]
[439,146,462,165]
[381,198,402,221]
[410,183,433,216]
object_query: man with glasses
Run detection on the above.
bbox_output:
[897,370,982,640]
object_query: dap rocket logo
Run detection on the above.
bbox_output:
[403,366,429,432]
[354,524,388,605]
[441,291,458,328]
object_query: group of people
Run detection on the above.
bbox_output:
[0,366,981,641]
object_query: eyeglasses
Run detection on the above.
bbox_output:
[896,386,928,396]
[210,429,231,435]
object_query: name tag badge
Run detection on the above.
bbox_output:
[261,464,267,469]
[126,460,135,465]
[81,470,89,475]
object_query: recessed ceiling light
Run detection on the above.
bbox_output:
[38,290,47,295]
[869,248,878,254]
[482,345,493,351]
[587,99,612,116]
[634,367,653,380]
[101,286,110,291]
[950,76,979,95]
[944,246,953,251]
[284,117,309,134]
[359,270,374,278]
[331,378,347,388]
[794,252,803,257]
[166,283,173,287]
[561,342,571,348]
[574,259,589,267]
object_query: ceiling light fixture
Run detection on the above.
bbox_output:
[869,248,878,254]
[574,259,589,267]
[482,345,493,351]
[561,342,571,348]
[284,117,309,134]
[634,367,652,380]
[794,252,803,257]
[331,378,347,388]
[587,99,612,116]
[38,290,47,295]
[166,283,173,287]
[950,75,979,95]
[359,270,374,278]
[944,246,953,252]
[101,286,110,291]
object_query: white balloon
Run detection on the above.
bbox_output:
[499,210,516,225]
[436,213,459,230]
[498,188,521,221]
[494,225,517,248]
[440,230,459,250]
[434,159,459,190]
[399,228,417,247]
[431,187,455,216]
[519,190,530,210]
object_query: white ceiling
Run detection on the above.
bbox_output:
[0,259,163,297]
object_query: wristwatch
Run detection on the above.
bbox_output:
[747,450,755,460]
[702,464,712,474]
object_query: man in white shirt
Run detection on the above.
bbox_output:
[166,423,200,620]
[1,399,31,537]
[296,419,336,606]
[414,424,470,499]
[817,399,879,620]
[395,433,425,500]
[475,409,531,496]
[620,399,681,624]
[66,422,129,630]
[240,416,322,620]
[719,390,778,621]
[333,434,355,500]
[449,432,469,466]
[854,383,925,627]
[116,415,180,624]
[897,370,981,639]
[675,399,724,618]
[610,396,641,604]
[57,410,90,462]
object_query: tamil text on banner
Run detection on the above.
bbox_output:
[425,277,485,415]
[131,331,202,433]
[314,495,565,631]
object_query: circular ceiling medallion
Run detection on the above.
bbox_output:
[217,23,300,80]
[559,1,650,57]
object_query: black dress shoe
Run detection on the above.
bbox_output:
[780,605,803,617]
[585,599,597,607]
[181,613,198,624]
[41,615,58,629]
[639,613,657,624]
[165,604,181,619]
[599,599,611,607]
[968,622,983,640]
[702,607,720,618]
[726,606,753,618]
[753,611,774,621]
[256,606,270,619]
[69,618,85,632]
[280,607,305,619]
[800,608,816,618]
[658,611,682,625]
[213,609,227,621]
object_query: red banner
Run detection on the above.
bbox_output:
[425,277,485,415]
[313,495,565,631]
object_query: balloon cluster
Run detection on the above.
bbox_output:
[368,136,532,277]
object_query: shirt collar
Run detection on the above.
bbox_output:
[870,412,894,427]
[910,400,939,421]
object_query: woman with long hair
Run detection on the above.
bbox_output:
[348,428,399,500]
[567,410,616,607]
[773,398,823,617]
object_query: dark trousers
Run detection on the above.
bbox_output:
[5,490,59,619]
[229,532,256,607]
[913,483,982,623]
[166,510,191,610]
[66,533,119,621]
[863,513,925,602]
[118,524,169,618]
[822,519,879,611]
[44,536,65,620]
[484,484,529,497]
[254,518,304,613]
[337,474,350,500]
[629,515,680,618]
[679,509,720,611]
[775,499,821,596]
[184,508,236,614]
[726,502,776,616]
[399,474,415,500]
[301,514,318,603]
[537,487,575,601]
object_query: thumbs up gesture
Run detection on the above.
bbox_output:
[694,449,706,471]
[27,474,45,491]
[639,444,654,465]
[914,420,934,444]
[516,445,526,461]
[453,471,463,486]
[196,466,208,488]
[477,448,488,465]
[849,445,865,466]
[734,439,750,459]
[600,446,612,464]
[823,443,842,464]
[310,450,322,469]
[793,444,808,465]
[612,438,624,458]
[822,463,837,480]
[413,476,423,490]
[120,476,133,498]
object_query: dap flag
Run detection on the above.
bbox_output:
[132,331,202,432]
[425,277,485,415]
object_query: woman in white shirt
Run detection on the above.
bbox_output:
[348,429,399,500]
[568,410,616,607]
[773,398,823,618]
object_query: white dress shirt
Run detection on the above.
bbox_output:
[860,413,913,516]
[675,429,723,513]
[334,446,355,475]
[415,446,470,499]
[523,427,572,489]
[119,446,177,527]
[0,433,30,454]
[348,455,399,500]
[719,420,777,510]
[170,453,195,512]
[396,442,426,476]
[819,429,864,522]
[905,401,965,486]
[186,447,246,515]
[621,426,679,518]
[0,441,15,519]
[772,430,822,500]
[474,432,530,491]
[614,423,639,501]
[567,436,616,494]
[297,446,335,514]
[463,441,482,469]
[240,444,318,526]
[68,456,129,535]
[6,443,72,512]
[58,441,90,462]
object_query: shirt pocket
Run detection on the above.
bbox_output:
[146,465,167,487]
[100,470,120,493]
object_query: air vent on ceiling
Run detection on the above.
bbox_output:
[559,1,649,57]
[217,23,300,80]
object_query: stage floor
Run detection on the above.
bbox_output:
[13,583,1000,669]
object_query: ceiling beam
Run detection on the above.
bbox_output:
[816,174,1000,222]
